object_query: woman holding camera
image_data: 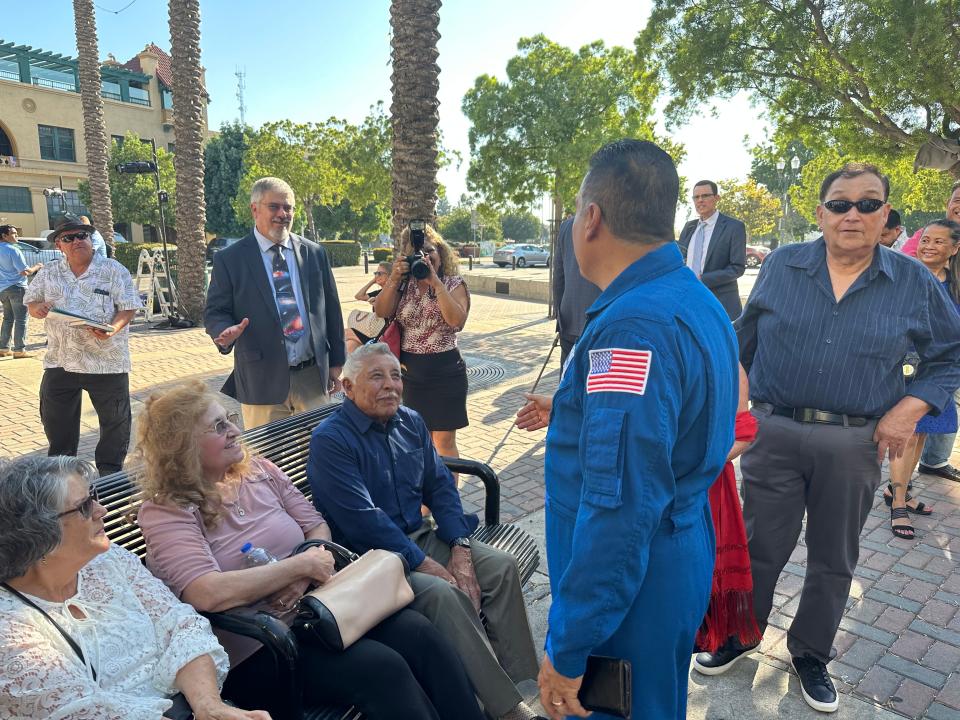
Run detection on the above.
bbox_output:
[374,226,470,461]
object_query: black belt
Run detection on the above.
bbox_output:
[289,357,316,372]
[770,405,871,427]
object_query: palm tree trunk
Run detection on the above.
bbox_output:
[168,0,207,322]
[72,0,115,249]
[390,0,441,248]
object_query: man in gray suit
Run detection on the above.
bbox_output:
[678,180,748,321]
[552,216,600,367]
[205,176,345,429]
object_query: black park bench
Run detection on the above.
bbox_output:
[95,400,540,720]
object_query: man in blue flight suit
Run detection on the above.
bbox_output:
[517,139,738,719]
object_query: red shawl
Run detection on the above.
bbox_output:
[695,410,763,652]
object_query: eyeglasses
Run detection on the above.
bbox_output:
[60,232,90,243]
[374,270,388,276]
[423,248,438,255]
[692,193,716,201]
[205,412,241,435]
[822,199,885,215]
[263,202,293,214]
[57,487,100,519]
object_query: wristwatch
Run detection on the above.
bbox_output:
[450,536,471,550]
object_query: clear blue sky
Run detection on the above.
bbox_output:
[5,0,768,226]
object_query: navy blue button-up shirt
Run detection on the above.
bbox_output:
[736,238,960,416]
[307,399,479,570]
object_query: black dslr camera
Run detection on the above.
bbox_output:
[404,220,432,280]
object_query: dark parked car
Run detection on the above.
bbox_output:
[206,237,241,262]
[746,244,770,269]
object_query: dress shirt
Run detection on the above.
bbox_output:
[736,238,960,417]
[0,242,28,290]
[685,211,719,275]
[253,227,312,366]
[23,254,142,373]
[90,230,107,258]
[306,399,479,570]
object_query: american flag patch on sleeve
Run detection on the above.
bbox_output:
[586,348,652,395]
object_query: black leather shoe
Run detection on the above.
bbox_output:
[918,463,960,482]
[693,639,760,675]
[792,654,838,713]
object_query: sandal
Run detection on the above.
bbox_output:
[890,506,915,540]
[883,484,932,515]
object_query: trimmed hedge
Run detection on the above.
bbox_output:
[318,240,361,267]
[113,243,177,276]
[372,247,393,263]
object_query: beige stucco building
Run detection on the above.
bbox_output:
[0,41,208,241]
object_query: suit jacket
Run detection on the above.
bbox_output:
[552,217,601,343]
[678,212,747,321]
[204,232,345,405]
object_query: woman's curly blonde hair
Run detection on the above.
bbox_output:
[398,225,460,278]
[133,380,250,529]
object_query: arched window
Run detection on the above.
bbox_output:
[0,126,12,157]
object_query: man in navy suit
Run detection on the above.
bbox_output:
[677,180,748,321]
[204,177,345,429]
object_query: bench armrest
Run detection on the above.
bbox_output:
[440,456,500,526]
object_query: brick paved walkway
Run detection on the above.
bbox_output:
[1,264,959,718]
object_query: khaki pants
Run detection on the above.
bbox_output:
[407,523,539,718]
[240,366,329,429]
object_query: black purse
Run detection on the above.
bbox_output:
[578,655,632,719]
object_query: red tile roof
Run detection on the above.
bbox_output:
[122,43,173,88]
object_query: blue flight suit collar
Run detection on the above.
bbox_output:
[586,242,685,319]
[341,396,405,435]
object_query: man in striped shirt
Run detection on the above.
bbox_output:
[695,163,960,713]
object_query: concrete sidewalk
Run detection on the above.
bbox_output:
[2,263,959,718]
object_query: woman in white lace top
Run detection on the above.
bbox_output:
[0,456,269,720]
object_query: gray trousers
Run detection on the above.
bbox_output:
[741,406,881,664]
[407,524,539,717]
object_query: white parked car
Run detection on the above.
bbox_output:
[492,243,551,268]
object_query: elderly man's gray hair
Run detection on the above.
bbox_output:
[0,456,97,582]
[342,342,398,382]
[250,177,296,205]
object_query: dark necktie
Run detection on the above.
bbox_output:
[270,245,305,342]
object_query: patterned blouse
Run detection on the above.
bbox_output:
[24,254,142,374]
[396,275,470,354]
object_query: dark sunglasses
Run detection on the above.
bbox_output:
[60,232,90,243]
[57,487,100,519]
[822,199,885,215]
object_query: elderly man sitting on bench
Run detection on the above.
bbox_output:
[307,342,543,720]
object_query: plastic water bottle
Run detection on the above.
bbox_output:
[240,542,278,568]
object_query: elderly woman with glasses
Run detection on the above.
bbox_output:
[135,380,485,720]
[0,455,265,720]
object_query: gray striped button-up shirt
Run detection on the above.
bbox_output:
[736,238,960,417]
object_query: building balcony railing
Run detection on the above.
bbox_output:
[128,95,151,107]
[0,155,18,168]
[32,76,77,92]
[103,90,122,102]
[0,68,19,82]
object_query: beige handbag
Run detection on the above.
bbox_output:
[292,540,414,651]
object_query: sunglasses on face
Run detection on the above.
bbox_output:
[58,487,100,519]
[822,199,885,215]
[374,270,388,276]
[205,412,241,436]
[60,232,90,243]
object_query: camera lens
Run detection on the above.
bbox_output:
[410,257,431,280]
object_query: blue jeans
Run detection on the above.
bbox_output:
[921,388,960,467]
[0,284,27,352]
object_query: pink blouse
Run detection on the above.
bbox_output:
[137,457,326,666]
[396,274,470,353]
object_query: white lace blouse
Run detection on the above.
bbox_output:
[0,544,229,720]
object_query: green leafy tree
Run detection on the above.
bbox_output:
[313,199,388,243]
[639,0,960,173]
[204,122,250,238]
[463,34,678,240]
[717,178,781,240]
[236,120,349,239]
[437,207,474,242]
[789,148,957,229]
[79,132,176,228]
[500,209,543,242]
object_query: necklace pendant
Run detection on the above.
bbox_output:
[237,506,245,517]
